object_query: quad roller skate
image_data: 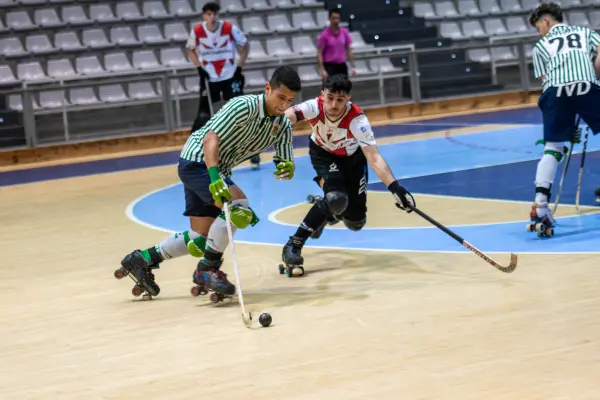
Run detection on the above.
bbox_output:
[526,203,555,238]
[190,259,236,303]
[279,236,306,277]
[114,250,160,300]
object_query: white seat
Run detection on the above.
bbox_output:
[468,49,491,62]
[292,11,317,30]
[440,22,463,39]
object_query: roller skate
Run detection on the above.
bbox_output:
[250,155,260,170]
[278,236,306,277]
[114,250,160,300]
[526,202,555,238]
[190,258,236,303]
[595,187,600,203]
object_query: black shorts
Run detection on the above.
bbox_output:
[309,139,368,222]
[323,62,348,78]
[177,158,235,219]
[539,82,600,142]
[201,73,245,104]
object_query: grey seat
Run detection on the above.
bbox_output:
[0,65,18,84]
[184,76,200,92]
[246,0,273,10]
[568,12,589,27]
[165,22,189,41]
[40,90,69,109]
[1,38,27,56]
[291,35,316,55]
[484,18,507,35]
[297,65,320,81]
[34,8,63,27]
[128,82,158,99]
[349,32,372,50]
[499,0,521,12]
[435,1,459,18]
[354,60,371,75]
[468,49,491,62]
[169,0,196,16]
[6,11,35,30]
[272,0,298,9]
[479,0,502,14]
[133,50,160,69]
[370,58,399,73]
[69,88,99,105]
[17,62,47,81]
[8,95,24,112]
[47,59,77,79]
[139,24,167,44]
[440,22,463,39]
[461,20,487,38]
[90,4,118,22]
[292,11,317,30]
[76,56,104,75]
[117,2,144,21]
[83,28,111,48]
[105,52,134,72]
[247,39,268,59]
[110,27,138,45]
[55,31,84,50]
[99,84,129,102]
[268,13,297,33]
[221,0,247,12]
[505,16,528,33]
[491,46,516,61]
[61,6,89,25]
[591,11,600,29]
[244,70,266,86]
[160,47,188,67]
[266,38,293,57]
[143,1,169,18]
[26,34,55,54]
[413,2,436,18]
[242,16,269,34]
[457,0,482,16]
[315,10,329,27]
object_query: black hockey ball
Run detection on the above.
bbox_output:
[259,313,272,327]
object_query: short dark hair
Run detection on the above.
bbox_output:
[269,66,302,92]
[529,2,562,27]
[329,8,341,18]
[202,2,220,14]
[323,74,352,96]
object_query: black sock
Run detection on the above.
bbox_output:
[294,204,327,239]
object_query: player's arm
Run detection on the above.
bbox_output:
[284,99,318,125]
[532,43,549,82]
[232,25,249,69]
[589,30,600,76]
[316,33,327,79]
[352,116,416,212]
[273,119,295,180]
[186,29,202,69]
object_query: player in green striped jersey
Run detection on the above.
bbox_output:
[527,3,600,237]
[116,66,301,298]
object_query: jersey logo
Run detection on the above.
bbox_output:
[272,122,280,136]
[556,81,591,97]
[231,80,241,93]
[329,163,339,172]
[326,128,334,141]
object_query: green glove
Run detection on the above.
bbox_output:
[208,166,231,204]
[274,160,294,180]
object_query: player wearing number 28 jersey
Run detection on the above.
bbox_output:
[528,3,600,236]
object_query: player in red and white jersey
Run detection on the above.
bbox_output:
[186,3,250,133]
[279,74,416,275]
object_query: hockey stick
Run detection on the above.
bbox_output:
[409,206,518,273]
[552,115,581,215]
[204,77,215,116]
[575,127,589,214]
[222,201,252,329]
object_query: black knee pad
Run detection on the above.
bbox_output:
[324,191,348,216]
[343,217,366,232]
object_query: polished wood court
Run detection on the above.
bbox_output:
[2,117,600,399]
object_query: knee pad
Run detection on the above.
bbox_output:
[544,142,566,162]
[220,199,260,229]
[343,217,366,232]
[324,191,349,216]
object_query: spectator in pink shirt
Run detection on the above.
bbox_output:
[317,9,357,81]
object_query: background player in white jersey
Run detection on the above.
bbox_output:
[279,75,415,273]
[116,67,301,299]
[528,3,600,236]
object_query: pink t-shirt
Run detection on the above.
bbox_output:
[317,27,352,64]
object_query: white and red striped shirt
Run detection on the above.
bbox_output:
[292,96,376,156]
[186,21,247,82]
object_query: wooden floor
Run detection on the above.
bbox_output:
[2,125,600,399]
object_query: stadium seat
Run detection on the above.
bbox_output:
[55,31,84,50]
[99,84,129,102]
[47,59,77,79]
[105,52,135,72]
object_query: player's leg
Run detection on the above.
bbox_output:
[340,153,368,232]
[529,86,575,234]
[570,83,600,201]
[282,144,348,267]
[193,182,258,296]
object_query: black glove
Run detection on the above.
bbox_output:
[197,66,209,81]
[388,181,415,213]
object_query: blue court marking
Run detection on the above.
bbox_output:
[130,123,600,254]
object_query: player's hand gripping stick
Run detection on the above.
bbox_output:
[274,159,295,180]
[208,166,232,205]
[388,181,416,213]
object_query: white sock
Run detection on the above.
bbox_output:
[156,230,203,260]
[205,199,249,253]
[535,142,562,204]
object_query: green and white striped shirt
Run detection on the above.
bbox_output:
[180,93,294,178]
[532,23,600,92]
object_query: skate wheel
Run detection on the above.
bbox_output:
[278,264,285,274]
[297,266,305,276]
[525,224,534,232]
[132,285,143,297]
[142,294,152,301]
[191,286,208,297]
[209,292,222,303]
[114,268,127,279]
[546,228,554,237]
[285,267,293,278]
